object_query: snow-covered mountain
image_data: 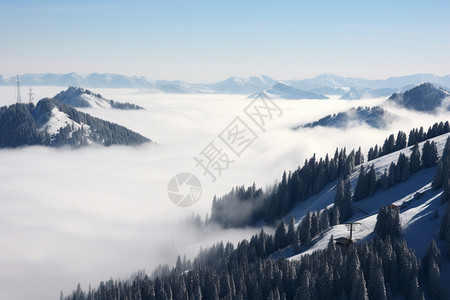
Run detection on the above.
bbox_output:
[53,87,144,110]
[388,83,450,112]
[0,99,151,148]
[251,82,328,100]
[3,73,450,94]
[207,75,277,94]
[287,73,369,90]
[297,106,396,129]
[5,73,154,88]
[288,73,450,90]
[310,86,347,96]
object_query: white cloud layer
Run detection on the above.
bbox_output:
[0,86,448,299]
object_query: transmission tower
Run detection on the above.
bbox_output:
[28,87,34,103]
[16,74,22,103]
[345,222,361,241]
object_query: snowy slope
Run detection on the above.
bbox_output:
[54,87,112,108]
[26,98,150,147]
[53,87,143,110]
[38,107,87,136]
[78,93,112,109]
[285,133,450,262]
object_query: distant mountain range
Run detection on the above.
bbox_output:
[0,99,151,148]
[208,75,277,94]
[2,72,450,96]
[287,73,450,90]
[54,87,144,110]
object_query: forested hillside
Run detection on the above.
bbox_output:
[0,99,150,148]
[209,121,449,229]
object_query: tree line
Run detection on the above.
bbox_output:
[367,121,449,161]
[210,146,364,227]
[210,121,448,229]
[63,204,447,299]
[436,137,450,259]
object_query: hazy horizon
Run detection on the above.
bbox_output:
[2,71,450,84]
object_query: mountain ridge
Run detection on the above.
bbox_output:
[53,87,144,110]
[297,106,396,129]
[250,82,328,99]
[3,73,450,94]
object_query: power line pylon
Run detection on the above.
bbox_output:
[16,74,22,103]
[28,87,34,103]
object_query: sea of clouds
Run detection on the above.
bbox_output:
[0,86,448,299]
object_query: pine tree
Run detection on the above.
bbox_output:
[382,134,396,156]
[331,204,340,226]
[287,216,297,247]
[422,141,438,168]
[310,212,319,238]
[409,143,421,173]
[299,212,312,246]
[316,262,334,299]
[355,146,364,165]
[433,137,450,192]
[367,164,378,196]
[395,131,407,151]
[294,270,315,300]
[396,153,410,183]
[348,253,369,300]
[353,165,367,202]
[374,206,401,238]
[319,208,330,231]
[442,178,450,204]
[388,162,396,187]
[379,169,389,191]
[274,220,287,250]
[368,264,387,300]
[439,201,449,240]
[432,160,444,189]
[334,178,353,222]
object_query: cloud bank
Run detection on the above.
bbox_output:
[0,87,448,299]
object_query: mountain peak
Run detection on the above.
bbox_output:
[53,87,144,110]
[297,106,395,129]
[388,82,449,112]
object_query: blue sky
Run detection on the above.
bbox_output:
[1,0,449,82]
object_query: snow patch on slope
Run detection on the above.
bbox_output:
[79,93,111,109]
[38,107,90,138]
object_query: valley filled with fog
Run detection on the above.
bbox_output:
[0,86,448,299]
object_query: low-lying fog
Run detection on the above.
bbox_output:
[0,86,448,299]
